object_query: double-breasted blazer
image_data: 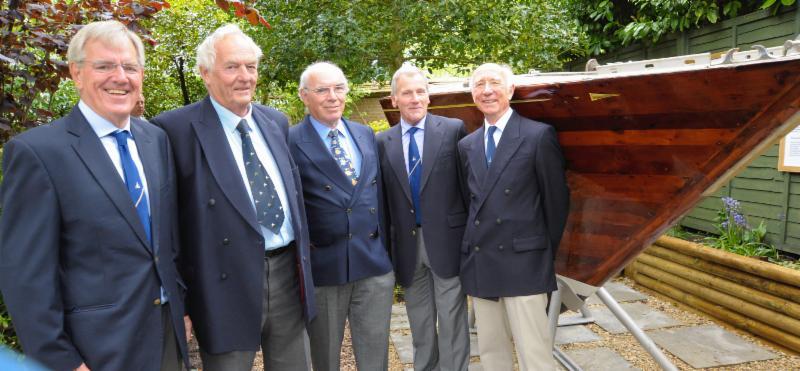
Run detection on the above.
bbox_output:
[151,97,316,354]
[377,114,469,287]
[457,111,570,298]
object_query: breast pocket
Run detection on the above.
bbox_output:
[512,236,547,252]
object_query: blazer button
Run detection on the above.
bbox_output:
[504,189,511,195]
[220,273,228,280]
[324,185,332,191]
[153,298,161,306]
[223,238,230,245]
[474,220,480,226]
[208,198,216,206]
[470,193,476,199]
[347,233,353,240]
[498,244,504,250]
[410,209,415,214]
[369,207,376,214]
[346,208,352,214]
[411,229,417,236]
[372,178,377,185]
[496,218,502,225]
[474,246,480,252]
[369,231,377,239]
[154,256,160,264]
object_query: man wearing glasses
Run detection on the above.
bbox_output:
[151,24,315,371]
[0,21,188,370]
[289,61,395,371]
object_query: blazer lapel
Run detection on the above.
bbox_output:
[191,98,261,234]
[478,113,524,201]
[344,119,371,204]
[419,114,443,193]
[385,124,412,205]
[251,107,301,219]
[66,107,151,250]
[467,126,488,187]
[131,121,160,254]
[295,116,354,192]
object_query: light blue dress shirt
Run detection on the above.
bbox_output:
[309,116,362,178]
[484,107,513,152]
[400,116,426,174]
[210,97,295,250]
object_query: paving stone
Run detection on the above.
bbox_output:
[467,363,483,371]
[470,333,479,357]
[555,325,601,345]
[648,325,777,368]
[585,282,648,305]
[390,315,410,330]
[563,347,640,371]
[390,332,414,364]
[392,304,407,317]
[593,302,680,334]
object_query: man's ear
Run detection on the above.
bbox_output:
[70,62,83,91]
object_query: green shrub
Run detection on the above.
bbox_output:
[706,197,778,260]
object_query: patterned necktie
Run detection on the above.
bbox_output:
[236,119,284,234]
[407,127,422,225]
[111,130,151,245]
[486,125,498,167]
[328,129,358,186]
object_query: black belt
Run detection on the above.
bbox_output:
[265,241,296,258]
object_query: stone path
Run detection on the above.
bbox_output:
[388,280,797,370]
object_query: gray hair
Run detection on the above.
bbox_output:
[195,24,262,74]
[298,61,348,90]
[390,64,428,96]
[470,63,514,88]
[67,20,145,66]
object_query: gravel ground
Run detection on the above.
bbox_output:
[188,276,800,370]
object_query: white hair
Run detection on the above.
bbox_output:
[298,61,348,90]
[195,24,262,74]
[67,20,145,66]
[470,63,514,88]
[390,64,428,96]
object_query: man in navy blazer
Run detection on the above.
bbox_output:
[0,21,188,371]
[289,62,395,371]
[458,63,570,371]
[377,65,470,371]
[150,25,315,371]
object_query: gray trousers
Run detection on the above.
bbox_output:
[160,304,183,371]
[200,245,309,371]
[405,228,470,371]
[308,270,395,371]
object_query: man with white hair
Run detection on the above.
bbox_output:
[0,20,188,371]
[289,61,395,371]
[458,63,570,371]
[377,64,471,371]
[151,24,316,371]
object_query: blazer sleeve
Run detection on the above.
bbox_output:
[535,126,570,254]
[0,138,83,369]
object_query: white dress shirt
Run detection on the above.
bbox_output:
[484,108,513,152]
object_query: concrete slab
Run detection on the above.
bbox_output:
[468,363,483,371]
[390,332,414,364]
[470,333,479,357]
[392,304,407,317]
[585,282,648,305]
[555,325,601,345]
[390,315,410,330]
[593,302,680,334]
[563,347,640,371]
[648,325,777,368]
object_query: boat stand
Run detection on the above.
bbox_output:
[549,277,678,371]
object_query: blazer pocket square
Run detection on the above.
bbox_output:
[512,236,546,252]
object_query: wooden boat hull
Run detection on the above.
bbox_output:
[380,57,800,287]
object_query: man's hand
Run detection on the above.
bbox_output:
[75,363,90,371]
[184,315,193,342]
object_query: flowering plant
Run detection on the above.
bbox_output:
[707,197,777,259]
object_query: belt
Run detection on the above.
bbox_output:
[265,241,296,258]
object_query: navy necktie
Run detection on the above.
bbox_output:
[486,125,498,167]
[111,130,151,245]
[407,127,422,225]
[328,129,359,186]
[236,119,285,234]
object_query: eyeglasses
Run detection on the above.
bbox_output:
[305,84,349,97]
[472,79,504,90]
[80,60,142,75]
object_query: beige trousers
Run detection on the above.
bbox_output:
[473,294,555,371]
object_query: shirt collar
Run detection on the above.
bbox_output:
[78,100,131,138]
[484,108,513,136]
[400,115,426,136]
[309,115,345,137]
[209,96,254,134]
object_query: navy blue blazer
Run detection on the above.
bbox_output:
[377,114,469,287]
[0,107,188,370]
[151,97,316,354]
[288,115,393,286]
[457,112,570,298]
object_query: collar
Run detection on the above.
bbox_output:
[400,115,426,136]
[484,108,513,135]
[309,115,345,137]
[209,96,254,134]
[78,100,131,137]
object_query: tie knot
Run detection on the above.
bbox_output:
[111,130,131,146]
[328,129,339,139]
[236,119,251,136]
[487,125,498,136]
[407,127,419,136]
